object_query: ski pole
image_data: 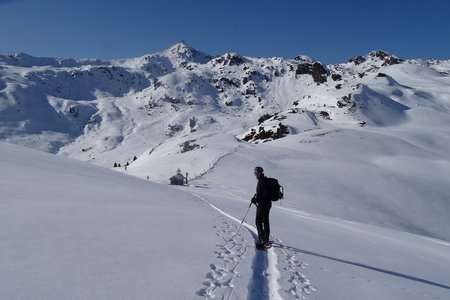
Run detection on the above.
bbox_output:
[230,202,252,241]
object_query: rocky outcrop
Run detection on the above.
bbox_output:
[348,55,366,65]
[348,50,402,67]
[242,122,290,143]
[211,53,246,66]
[369,50,402,66]
[295,62,328,83]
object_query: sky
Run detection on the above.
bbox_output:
[0,0,449,64]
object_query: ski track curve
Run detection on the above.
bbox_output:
[191,193,283,300]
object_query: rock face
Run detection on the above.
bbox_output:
[242,122,290,143]
[348,50,402,67]
[295,62,328,83]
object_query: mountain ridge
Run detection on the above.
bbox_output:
[1,41,448,167]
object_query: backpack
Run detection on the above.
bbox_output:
[265,177,284,201]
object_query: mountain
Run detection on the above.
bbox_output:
[1,42,450,244]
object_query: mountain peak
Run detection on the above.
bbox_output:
[368,50,401,62]
[164,41,212,64]
[348,50,402,67]
[168,41,192,51]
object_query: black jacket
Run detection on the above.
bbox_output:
[255,175,272,206]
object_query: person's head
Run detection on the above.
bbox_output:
[254,166,264,179]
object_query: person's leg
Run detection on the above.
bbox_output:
[262,205,271,242]
[255,205,264,242]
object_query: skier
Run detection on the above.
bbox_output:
[251,166,272,249]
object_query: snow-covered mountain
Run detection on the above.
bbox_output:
[2,42,446,157]
[1,42,450,246]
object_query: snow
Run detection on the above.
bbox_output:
[0,142,219,299]
[1,44,450,299]
[1,140,450,299]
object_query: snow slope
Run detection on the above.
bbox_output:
[1,44,450,298]
[1,142,450,300]
[0,142,222,299]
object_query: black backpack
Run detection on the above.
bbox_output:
[265,177,284,201]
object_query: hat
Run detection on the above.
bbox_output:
[254,166,264,174]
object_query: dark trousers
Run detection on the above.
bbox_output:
[255,203,271,242]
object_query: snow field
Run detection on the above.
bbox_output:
[2,138,450,299]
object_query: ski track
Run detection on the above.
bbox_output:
[191,193,316,299]
[189,183,447,299]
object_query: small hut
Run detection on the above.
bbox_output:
[170,169,186,185]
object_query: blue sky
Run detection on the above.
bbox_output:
[1,0,449,63]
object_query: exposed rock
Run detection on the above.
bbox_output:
[318,111,331,120]
[293,55,313,63]
[212,53,246,66]
[162,95,181,104]
[336,94,353,108]
[180,140,200,153]
[348,55,366,65]
[331,73,342,81]
[242,122,290,143]
[214,77,239,92]
[258,113,273,124]
[369,50,402,66]
[242,83,258,98]
[166,124,183,137]
[348,50,402,67]
[296,62,328,83]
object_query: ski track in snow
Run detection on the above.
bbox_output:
[188,184,447,299]
[191,193,282,299]
[191,193,316,299]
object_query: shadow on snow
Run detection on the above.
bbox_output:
[247,229,270,300]
[272,243,450,291]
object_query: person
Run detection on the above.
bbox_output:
[251,166,272,248]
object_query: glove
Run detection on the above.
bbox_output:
[251,195,257,204]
